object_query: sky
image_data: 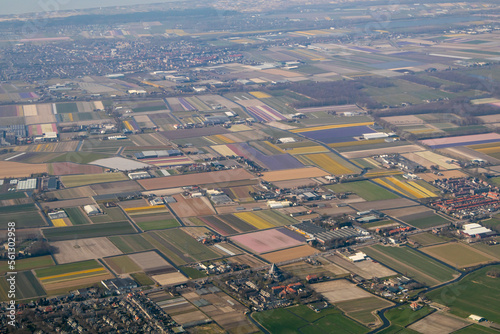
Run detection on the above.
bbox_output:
[0,0,176,15]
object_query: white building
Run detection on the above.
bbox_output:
[83,205,100,216]
[348,252,367,262]
[363,133,389,140]
[461,223,495,238]
[128,171,150,180]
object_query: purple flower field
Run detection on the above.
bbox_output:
[301,125,376,144]
[239,143,303,170]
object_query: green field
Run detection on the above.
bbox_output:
[104,255,141,274]
[43,221,136,241]
[0,271,46,301]
[130,272,155,286]
[0,255,54,275]
[155,229,220,262]
[378,304,433,334]
[65,207,90,225]
[252,210,298,226]
[402,214,450,229]
[336,297,393,325]
[362,245,459,286]
[426,265,500,323]
[137,219,180,231]
[108,234,155,253]
[326,180,399,201]
[180,266,208,279]
[61,173,127,188]
[408,232,448,246]
[56,102,78,113]
[36,259,102,278]
[0,211,47,228]
[471,240,500,261]
[253,305,368,334]
[90,206,128,223]
[0,192,27,200]
[0,203,37,214]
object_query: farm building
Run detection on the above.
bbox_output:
[204,115,230,125]
[211,194,233,205]
[48,210,67,220]
[17,178,37,190]
[149,197,165,206]
[83,205,101,216]
[469,315,486,322]
[277,137,296,144]
[128,171,150,180]
[363,132,389,140]
[460,223,495,238]
[267,200,292,209]
[348,252,367,262]
[134,150,182,159]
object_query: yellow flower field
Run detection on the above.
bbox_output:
[373,177,436,199]
[234,212,274,229]
[125,205,165,212]
[249,91,271,99]
[298,153,357,175]
[51,219,67,227]
[287,146,329,155]
[211,144,238,156]
[40,268,106,282]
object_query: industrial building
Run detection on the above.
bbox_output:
[288,222,359,248]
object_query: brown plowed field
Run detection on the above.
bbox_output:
[49,162,104,176]
[138,169,255,190]
[168,195,215,217]
[0,161,47,178]
[261,245,318,263]
[261,167,328,182]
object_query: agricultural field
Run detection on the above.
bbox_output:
[65,207,91,225]
[130,272,155,286]
[168,195,215,217]
[379,304,434,334]
[408,232,448,246]
[253,304,368,334]
[233,210,297,230]
[336,296,393,326]
[104,255,142,274]
[262,245,319,263]
[309,280,374,304]
[297,152,360,175]
[230,227,305,254]
[35,260,112,295]
[0,271,46,301]
[281,257,348,279]
[421,242,496,268]
[138,169,254,190]
[408,312,470,333]
[48,162,104,176]
[141,229,221,266]
[399,211,451,229]
[261,167,328,182]
[108,234,155,254]
[0,255,54,276]
[362,245,459,286]
[0,211,47,229]
[0,161,48,178]
[326,180,399,201]
[373,176,438,199]
[60,173,127,188]
[50,237,123,264]
[43,221,136,241]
